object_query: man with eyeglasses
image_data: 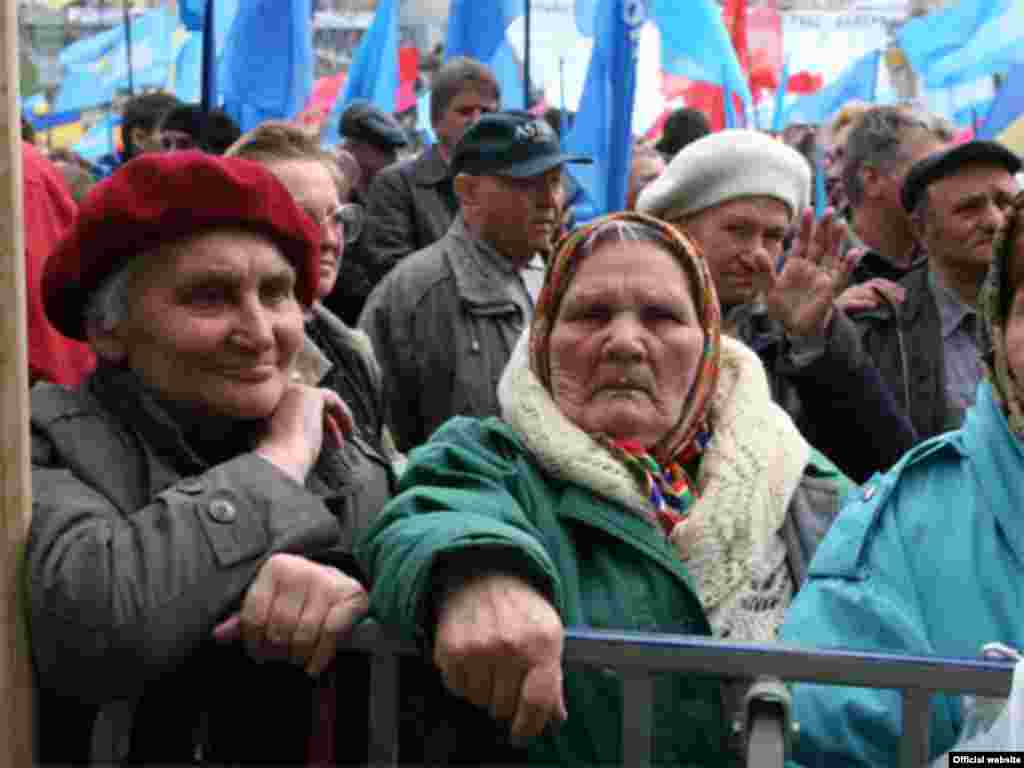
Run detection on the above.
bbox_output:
[358,112,591,453]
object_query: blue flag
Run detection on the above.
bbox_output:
[221,0,313,132]
[563,0,642,222]
[771,56,791,133]
[322,0,399,146]
[649,0,752,109]
[73,113,123,163]
[897,0,1024,89]
[53,8,176,113]
[782,50,880,128]
[443,0,526,111]
[980,60,1024,143]
[416,90,436,145]
[173,0,239,108]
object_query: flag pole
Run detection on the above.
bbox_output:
[122,0,135,95]
[523,0,531,109]
[0,0,36,763]
[200,0,216,113]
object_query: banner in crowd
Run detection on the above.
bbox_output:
[52,6,176,113]
[897,0,1024,90]
[980,60,1024,154]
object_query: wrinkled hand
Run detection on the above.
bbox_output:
[755,208,862,338]
[213,553,368,677]
[255,384,354,484]
[835,277,907,315]
[435,573,568,745]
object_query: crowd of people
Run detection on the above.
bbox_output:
[18,54,1024,767]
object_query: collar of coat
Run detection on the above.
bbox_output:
[498,332,810,613]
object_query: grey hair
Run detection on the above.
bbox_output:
[83,259,137,337]
[842,106,935,209]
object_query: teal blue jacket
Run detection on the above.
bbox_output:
[781,381,1024,766]
[357,416,733,767]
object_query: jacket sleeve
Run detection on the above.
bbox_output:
[358,276,424,454]
[355,417,563,647]
[28,428,344,704]
[781,310,918,483]
[780,482,960,767]
[363,167,417,282]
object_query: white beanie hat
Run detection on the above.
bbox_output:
[636,129,811,221]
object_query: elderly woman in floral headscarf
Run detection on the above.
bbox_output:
[357,211,851,766]
[782,190,1024,767]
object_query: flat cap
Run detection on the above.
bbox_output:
[339,100,409,149]
[637,129,811,221]
[452,111,591,178]
[43,151,321,340]
[901,140,1022,213]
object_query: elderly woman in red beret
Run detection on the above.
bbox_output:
[28,151,389,765]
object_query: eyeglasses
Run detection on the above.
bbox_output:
[302,202,364,244]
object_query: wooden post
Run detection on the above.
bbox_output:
[0,0,35,766]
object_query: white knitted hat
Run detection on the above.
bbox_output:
[636,129,811,221]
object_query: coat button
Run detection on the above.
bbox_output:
[208,499,237,524]
[177,478,204,495]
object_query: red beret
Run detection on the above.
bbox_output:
[43,150,320,340]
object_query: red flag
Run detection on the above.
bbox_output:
[723,0,750,74]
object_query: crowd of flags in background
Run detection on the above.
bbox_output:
[20,0,1024,217]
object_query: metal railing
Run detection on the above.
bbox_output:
[346,622,1016,768]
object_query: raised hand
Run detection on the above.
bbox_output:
[435,573,568,745]
[754,207,862,338]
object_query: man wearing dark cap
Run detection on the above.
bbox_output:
[339,99,408,202]
[325,101,410,325]
[358,112,590,452]
[854,139,1021,438]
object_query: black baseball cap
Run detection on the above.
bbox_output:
[339,100,409,150]
[451,111,592,178]
[902,140,1022,213]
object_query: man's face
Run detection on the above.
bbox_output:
[920,163,1019,277]
[434,86,498,151]
[679,196,791,308]
[865,136,945,229]
[477,166,565,262]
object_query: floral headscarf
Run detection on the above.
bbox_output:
[528,211,722,532]
[979,191,1024,436]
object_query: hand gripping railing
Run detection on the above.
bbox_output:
[346,622,1016,768]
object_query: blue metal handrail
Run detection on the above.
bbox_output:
[345,622,1016,767]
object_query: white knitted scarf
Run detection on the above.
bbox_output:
[498,333,810,640]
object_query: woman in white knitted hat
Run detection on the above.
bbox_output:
[356,212,852,766]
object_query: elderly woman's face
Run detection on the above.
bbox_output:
[269,159,342,300]
[97,228,305,420]
[548,240,704,448]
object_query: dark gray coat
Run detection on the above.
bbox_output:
[358,219,532,453]
[851,266,952,441]
[361,144,457,286]
[27,364,393,765]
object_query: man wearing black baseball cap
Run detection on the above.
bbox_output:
[358,112,591,452]
[338,100,409,202]
[855,139,1021,439]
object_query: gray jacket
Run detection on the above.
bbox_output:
[27,364,393,764]
[362,144,457,285]
[358,217,532,452]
